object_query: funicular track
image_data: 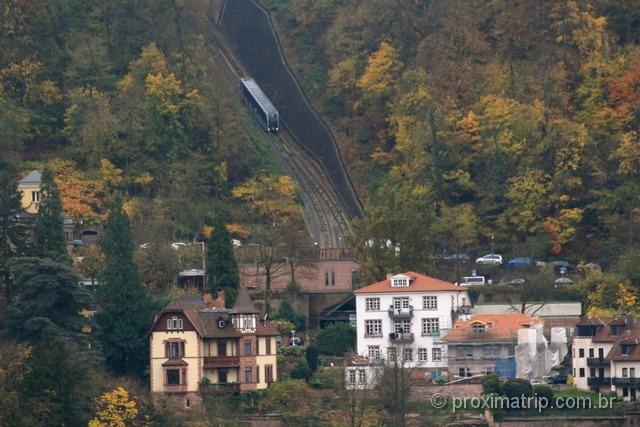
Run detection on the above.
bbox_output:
[207,25,351,248]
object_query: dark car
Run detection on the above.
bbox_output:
[507,257,533,268]
[551,375,568,384]
[444,253,471,263]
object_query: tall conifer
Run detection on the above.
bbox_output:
[96,199,152,378]
[34,167,67,261]
[206,217,239,307]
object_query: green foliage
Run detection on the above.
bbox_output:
[6,257,90,342]
[0,171,27,299]
[503,379,534,400]
[34,167,68,262]
[206,217,239,307]
[96,200,153,378]
[290,359,313,381]
[315,323,356,356]
[482,373,503,395]
[534,384,554,402]
[309,367,342,390]
[273,298,307,331]
[262,379,317,419]
[305,344,319,372]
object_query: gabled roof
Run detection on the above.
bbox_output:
[444,313,538,342]
[18,170,42,185]
[354,271,466,294]
[607,328,640,361]
[230,288,259,314]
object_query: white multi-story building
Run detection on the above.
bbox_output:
[353,272,471,371]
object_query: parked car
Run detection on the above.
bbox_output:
[579,262,602,273]
[552,260,571,275]
[444,253,471,263]
[460,276,486,286]
[171,242,188,250]
[551,375,568,384]
[554,277,574,286]
[476,254,503,266]
[530,378,548,386]
[508,278,525,285]
[139,242,151,249]
[507,257,533,268]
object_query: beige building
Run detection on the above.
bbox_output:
[149,290,279,409]
[18,170,42,214]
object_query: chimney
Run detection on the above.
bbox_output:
[386,273,393,280]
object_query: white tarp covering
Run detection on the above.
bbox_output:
[516,323,557,379]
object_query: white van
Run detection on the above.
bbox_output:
[461,276,486,286]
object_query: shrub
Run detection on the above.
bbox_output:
[273,298,307,331]
[262,379,317,418]
[305,345,319,372]
[315,323,356,356]
[533,385,553,402]
[481,373,503,395]
[286,281,301,293]
[290,359,313,381]
[502,379,533,400]
[434,375,448,384]
[309,368,342,390]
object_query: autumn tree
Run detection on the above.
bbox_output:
[88,387,140,427]
[96,200,153,378]
[34,167,68,261]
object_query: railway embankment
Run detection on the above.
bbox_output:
[219,0,363,220]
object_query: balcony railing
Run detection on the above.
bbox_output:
[588,377,611,386]
[389,332,414,344]
[587,357,609,366]
[200,383,240,393]
[203,356,240,368]
[388,305,413,319]
[612,377,639,386]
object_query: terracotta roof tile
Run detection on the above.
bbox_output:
[354,271,466,294]
[444,313,538,342]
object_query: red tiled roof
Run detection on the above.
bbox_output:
[354,271,466,293]
[444,313,538,342]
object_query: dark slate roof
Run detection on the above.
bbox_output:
[198,309,241,338]
[18,170,42,185]
[230,289,259,314]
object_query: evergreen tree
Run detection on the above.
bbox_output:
[0,170,27,299]
[96,200,153,378]
[21,328,81,426]
[206,217,239,307]
[6,257,90,342]
[34,167,68,261]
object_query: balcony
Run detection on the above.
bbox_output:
[588,377,611,386]
[389,332,414,344]
[203,356,240,368]
[200,383,240,393]
[612,377,639,386]
[388,305,413,319]
[587,357,609,366]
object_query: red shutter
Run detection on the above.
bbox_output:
[165,342,170,358]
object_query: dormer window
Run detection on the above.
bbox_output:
[391,275,410,287]
[611,326,618,336]
[167,316,183,330]
[471,323,486,334]
[218,319,226,329]
[621,344,634,355]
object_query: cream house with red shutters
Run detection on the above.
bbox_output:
[149,291,279,409]
[353,272,471,372]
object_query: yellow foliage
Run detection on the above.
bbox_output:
[122,198,141,217]
[88,387,139,427]
[226,223,250,239]
[615,132,640,176]
[357,41,403,100]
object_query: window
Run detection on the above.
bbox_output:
[368,346,381,359]
[244,341,252,356]
[331,269,336,286]
[631,368,636,378]
[394,320,411,334]
[423,296,437,310]
[402,348,413,362]
[456,346,473,357]
[219,369,227,384]
[165,341,185,358]
[391,277,409,287]
[167,316,183,330]
[31,191,40,203]
[590,368,596,377]
[418,348,428,362]
[166,369,180,385]
[623,368,629,377]
[579,348,584,358]
[611,326,618,336]
[358,370,367,384]
[393,297,410,309]
[459,367,471,377]
[245,366,253,383]
[348,370,356,385]
[266,338,272,355]
[387,347,397,362]
[624,387,629,398]
[622,345,632,355]
[483,346,500,357]
[461,297,468,306]
[422,318,440,335]
[471,323,486,334]
[185,399,191,409]
[579,368,585,377]
[265,365,274,384]
[432,348,442,362]
[589,348,594,358]
[365,298,380,311]
[256,365,260,384]
[365,320,382,337]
